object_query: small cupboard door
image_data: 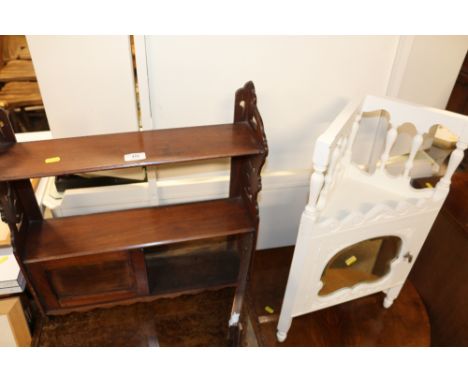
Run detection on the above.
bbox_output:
[26,250,149,311]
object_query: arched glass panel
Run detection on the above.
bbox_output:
[319,236,402,296]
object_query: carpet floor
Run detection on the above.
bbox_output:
[35,288,239,346]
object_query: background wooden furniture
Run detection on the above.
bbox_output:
[277,95,468,342]
[447,50,468,115]
[0,81,268,345]
[0,36,31,63]
[0,82,44,132]
[446,49,468,168]
[0,82,42,109]
[0,296,32,346]
[0,36,45,133]
[0,60,36,83]
[410,172,468,346]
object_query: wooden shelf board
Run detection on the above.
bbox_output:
[24,198,254,263]
[0,123,262,181]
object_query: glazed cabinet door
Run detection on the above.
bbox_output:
[26,250,149,311]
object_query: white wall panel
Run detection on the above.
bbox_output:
[397,36,468,108]
[27,36,138,138]
[145,36,399,173]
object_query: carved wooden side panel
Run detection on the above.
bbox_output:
[231,81,268,224]
[228,82,268,344]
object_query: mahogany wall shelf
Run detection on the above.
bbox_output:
[0,81,268,345]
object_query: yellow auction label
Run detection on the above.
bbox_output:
[45,156,61,164]
[264,306,274,314]
[345,255,357,266]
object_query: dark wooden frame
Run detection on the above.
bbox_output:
[0,81,268,345]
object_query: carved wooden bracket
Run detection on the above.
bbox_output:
[232,82,268,223]
[234,81,268,155]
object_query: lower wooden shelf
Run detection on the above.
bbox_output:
[23,197,254,263]
[28,236,243,314]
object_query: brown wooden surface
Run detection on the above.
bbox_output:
[247,247,431,346]
[442,169,468,230]
[1,36,30,62]
[0,60,36,82]
[0,81,42,109]
[0,123,262,181]
[410,171,468,346]
[24,197,254,263]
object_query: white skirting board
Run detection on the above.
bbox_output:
[42,169,311,250]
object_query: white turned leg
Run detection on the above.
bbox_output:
[277,330,288,342]
[383,295,394,308]
[383,284,404,309]
[275,220,314,343]
[276,315,292,342]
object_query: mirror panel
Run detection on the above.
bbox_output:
[319,236,402,296]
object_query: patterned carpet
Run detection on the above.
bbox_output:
[35,288,242,346]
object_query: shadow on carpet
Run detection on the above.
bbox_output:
[35,288,237,346]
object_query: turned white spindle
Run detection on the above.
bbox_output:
[379,122,397,169]
[305,165,326,217]
[403,133,424,177]
[438,141,468,188]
